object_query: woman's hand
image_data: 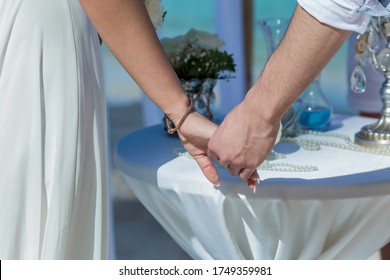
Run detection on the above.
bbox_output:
[176,111,220,187]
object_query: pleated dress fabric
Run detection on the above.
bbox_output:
[0,0,109,259]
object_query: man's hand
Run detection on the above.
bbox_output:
[208,5,350,186]
[208,100,281,183]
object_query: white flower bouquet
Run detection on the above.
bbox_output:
[160,28,236,80]
[144,0,165,29]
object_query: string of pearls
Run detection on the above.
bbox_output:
[173,129,390,173]
[256,150,317,172]
[283,129,390,156]
[173,147,319,173]
[258,160,319,172]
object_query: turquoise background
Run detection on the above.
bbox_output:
[102,0,352,115]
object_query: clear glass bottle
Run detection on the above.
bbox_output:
[298,77,332,131]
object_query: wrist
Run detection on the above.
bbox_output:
[166,94,189,120]
[241,91,283,146]
[244,87,285,125]
[165,95,194,134]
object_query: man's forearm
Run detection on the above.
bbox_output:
[245,5,351,123]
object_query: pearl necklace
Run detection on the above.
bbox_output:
[284,129,390,156]
[173,129,390,174]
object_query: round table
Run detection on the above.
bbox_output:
[114,114,390,260]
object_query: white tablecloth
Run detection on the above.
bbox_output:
[115,115,390,259]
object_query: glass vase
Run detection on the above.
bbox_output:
[181,78,217,121]
[298,77,332,131]
[259,18,331,135]
[162,78,217,134]
[259,18,289,56]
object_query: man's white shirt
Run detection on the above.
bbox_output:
[298,0,390,33]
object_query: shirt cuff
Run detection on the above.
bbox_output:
[297,0,371,33]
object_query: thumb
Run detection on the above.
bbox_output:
[193,154,220,187]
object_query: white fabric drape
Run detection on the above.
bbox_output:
[0,0,109,259]
[115,115,390,259]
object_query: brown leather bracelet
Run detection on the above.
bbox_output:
[165,98,194,134]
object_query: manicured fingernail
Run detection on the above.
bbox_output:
[253,185,256,194]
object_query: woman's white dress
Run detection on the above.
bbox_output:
[0,0,108,259]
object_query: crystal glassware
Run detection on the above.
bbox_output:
[350,16,390,147]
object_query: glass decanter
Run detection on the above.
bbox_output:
[258,18,303,136]
[298,77,332,131]
[259,18,332,133]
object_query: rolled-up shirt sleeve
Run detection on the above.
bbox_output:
[297,0,390,33]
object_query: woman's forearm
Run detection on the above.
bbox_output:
[80,0,188,123]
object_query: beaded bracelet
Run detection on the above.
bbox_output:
[165,98,194,134]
